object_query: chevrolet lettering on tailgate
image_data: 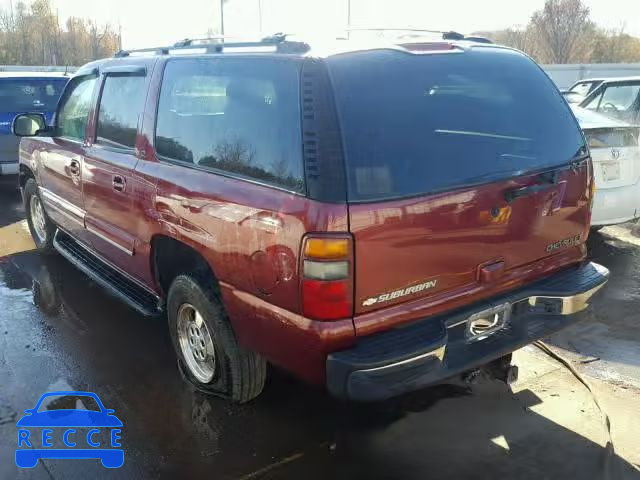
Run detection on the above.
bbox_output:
[546,234,582,253]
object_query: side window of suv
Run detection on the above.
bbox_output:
[155,58,304,192]
[96,75,146,149]
[56,75,97,141]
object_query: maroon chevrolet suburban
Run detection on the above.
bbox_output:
[13,33,608,403]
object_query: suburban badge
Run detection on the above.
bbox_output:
[362,279,439,307]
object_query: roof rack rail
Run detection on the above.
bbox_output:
[343,28,492,44]
[462,36,493,44]
[114,32,309,58]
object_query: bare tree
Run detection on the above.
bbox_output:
[0,0,120,66]
[529,0,594,63]
[487,27,534,53]
[591,27,640,63]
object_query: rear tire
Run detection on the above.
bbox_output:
[23,178,56,252]
[167,274,266,403]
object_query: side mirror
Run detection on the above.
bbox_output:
[12,113,47,137]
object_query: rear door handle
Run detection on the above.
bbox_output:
[112,175,126,192]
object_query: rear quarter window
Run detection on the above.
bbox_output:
[327,47,586,201]
[155,58,304,192]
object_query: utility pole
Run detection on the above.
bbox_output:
[220,0,225,36]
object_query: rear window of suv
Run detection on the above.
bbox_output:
[327,47,586,201]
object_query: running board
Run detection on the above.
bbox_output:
[53,230,162,317]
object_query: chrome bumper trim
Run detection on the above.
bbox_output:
[363,280,606,375]
[355,345,447,375]
[527,283,606,316]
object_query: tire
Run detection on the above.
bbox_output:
[23,178,56,252]
[167,274,266,403]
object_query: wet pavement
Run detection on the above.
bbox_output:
[0,185,639,479]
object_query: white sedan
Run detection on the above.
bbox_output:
[572,106,640,227]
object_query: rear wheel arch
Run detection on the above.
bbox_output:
[19,164,36,189]
[152,235,267,402]
[151,235,219,297]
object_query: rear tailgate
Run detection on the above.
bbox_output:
[348,166,590,317]
[327,45,591,332]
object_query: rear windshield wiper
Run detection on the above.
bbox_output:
[568,149,590,172]
[504,150,589,203]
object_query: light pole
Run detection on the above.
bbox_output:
[220,0,225,36]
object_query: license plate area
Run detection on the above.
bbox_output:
[601,160,621,182]
[465,303,511,342]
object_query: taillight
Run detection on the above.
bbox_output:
[301,235,353,321]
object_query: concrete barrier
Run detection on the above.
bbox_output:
[0,65,77,73]
[543,63,640,90]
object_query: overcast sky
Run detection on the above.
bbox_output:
[1,0,638,49]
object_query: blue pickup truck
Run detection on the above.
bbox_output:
[0,72,68,176]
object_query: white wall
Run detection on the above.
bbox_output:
[0,66,77,73]
[543,63,640,90]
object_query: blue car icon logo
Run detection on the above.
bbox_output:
[16,391,123,468]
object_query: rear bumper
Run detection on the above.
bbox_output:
[327,262,609,401]
[0,161,18,175]
[591,182,640,226]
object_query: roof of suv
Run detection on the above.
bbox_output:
[301,38,502,58]
[75,35,510,77]
[109,32,504,57]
